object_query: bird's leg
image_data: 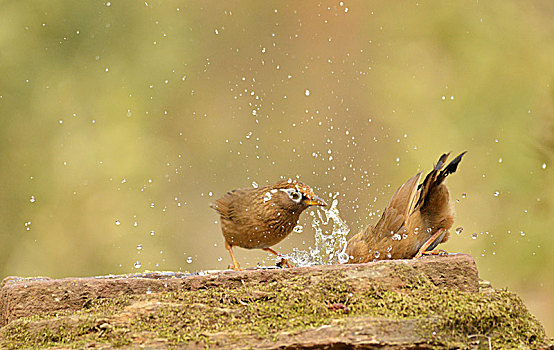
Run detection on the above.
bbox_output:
[225,241,242,271]
[413,229,446,259]
[263,247,294,268]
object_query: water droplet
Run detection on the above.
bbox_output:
[542,163,547,169]
[29,196,36,203]
[186,257,193,263]
[134,261,142,268]
[137,244,143,250]
[150,230,155,236]
[455,227,463,235]
[280,199,349,267]
[374,251,380,258]
[461,193,467,199]
[520,231,526,237]
[106,1,111,6]
[293,225,304,233]
[471,233,478,240]
[115,219,121,226]
[252,181,259,188]
[217,257,223,262]
[305,89,310,96]
[493,191,499,197]
[263,192,272,202]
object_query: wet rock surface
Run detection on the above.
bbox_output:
[0,254,550,349]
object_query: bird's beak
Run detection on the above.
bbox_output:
[304,195,327,206]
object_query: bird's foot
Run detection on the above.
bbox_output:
[414,249,448,259]
[276,258,294,269]
[423,249,449,256]
[228,264,243,271]
[413,229,446,259]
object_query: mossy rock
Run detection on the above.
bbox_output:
[0,255,550,349]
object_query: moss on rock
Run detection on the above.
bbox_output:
[0,269,549,349]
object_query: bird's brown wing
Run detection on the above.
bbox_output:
[210,188,251,221]
[373,171,423,236]
[346,171,422,262]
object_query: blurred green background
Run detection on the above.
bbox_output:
[1,0,553,335]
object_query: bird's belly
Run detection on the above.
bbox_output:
[222,222,292,249]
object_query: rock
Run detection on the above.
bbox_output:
[0,254,550,349]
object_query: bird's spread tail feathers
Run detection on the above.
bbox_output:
[414,151,466,212]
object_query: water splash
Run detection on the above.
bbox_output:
[281,198,350,266]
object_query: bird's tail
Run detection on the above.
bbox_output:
[414,151,466,210]
[436,151,467,185]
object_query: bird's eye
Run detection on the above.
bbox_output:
[281,188,302,203]
[280,188,303,203]
[290,191,301,201]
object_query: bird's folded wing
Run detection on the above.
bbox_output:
[370,171,422,238]
[210,189,248,221]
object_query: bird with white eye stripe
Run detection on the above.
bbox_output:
[211,179,327,271]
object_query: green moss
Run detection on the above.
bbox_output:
[0,271,549,349]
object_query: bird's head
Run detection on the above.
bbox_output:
[262,179,327,213]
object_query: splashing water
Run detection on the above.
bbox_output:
[281,198,350,266]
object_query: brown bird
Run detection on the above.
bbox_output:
[346,152,466,262]
[211,179,327,270]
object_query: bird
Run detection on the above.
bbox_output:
[211,179,327,270]
[346,152,466,263]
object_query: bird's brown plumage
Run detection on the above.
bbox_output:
[211,179,327,270]
[346,152,466,262]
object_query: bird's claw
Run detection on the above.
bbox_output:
[276,258,294,269]
[414,249,449,259]
[228,264,243,271]
[423,249,449,256]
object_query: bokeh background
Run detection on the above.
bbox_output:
[1,0,553,334]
